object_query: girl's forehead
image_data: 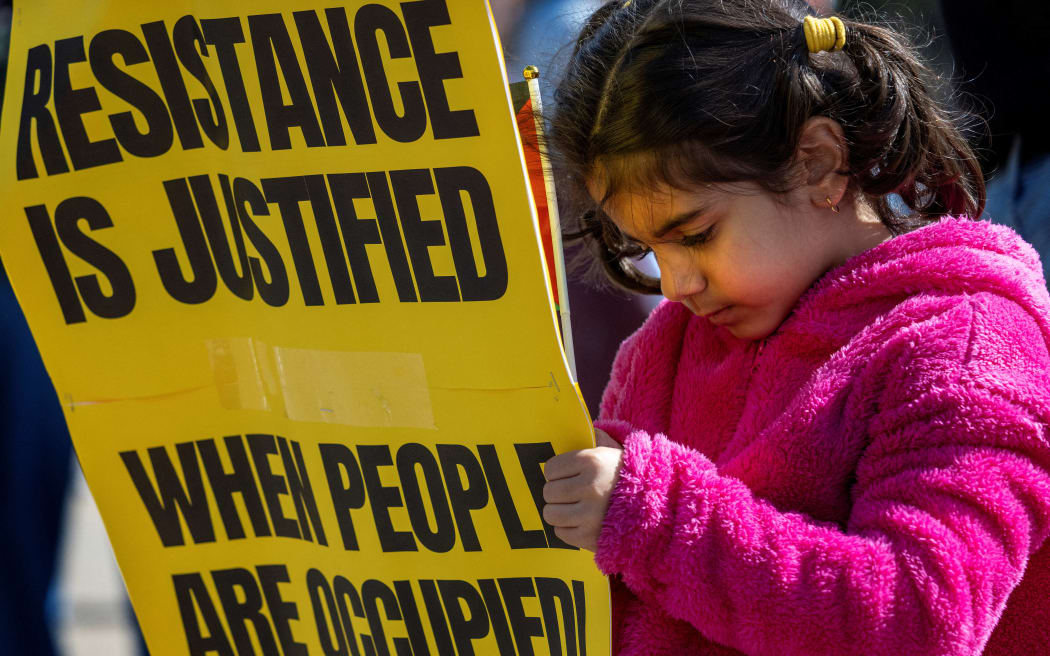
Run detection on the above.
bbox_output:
[590,176,689,211]
[589,178,729,233]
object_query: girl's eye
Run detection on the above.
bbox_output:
[680,225,715,247]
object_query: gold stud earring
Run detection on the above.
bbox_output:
[825,196,840,213]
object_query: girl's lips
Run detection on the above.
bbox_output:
[705,305,732,323]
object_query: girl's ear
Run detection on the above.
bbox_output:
[795,117,849,208]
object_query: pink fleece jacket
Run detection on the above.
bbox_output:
[592,218,1050,656]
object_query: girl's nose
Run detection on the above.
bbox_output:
[657,251,706,302]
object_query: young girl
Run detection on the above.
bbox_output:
[538,1,1050,654]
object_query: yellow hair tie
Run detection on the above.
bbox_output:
[803,15,846,53]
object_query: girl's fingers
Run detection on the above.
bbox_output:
[546,446,620,481]
[542,500,582,527]
[542,476,578,503]
[543,450,584,481]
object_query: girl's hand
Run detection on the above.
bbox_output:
[542,428,624,552]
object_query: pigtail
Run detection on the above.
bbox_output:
[817,18,986,229]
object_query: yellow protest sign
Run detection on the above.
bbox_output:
[0,1,610,654]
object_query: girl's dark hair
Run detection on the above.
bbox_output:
[550,0,986,294]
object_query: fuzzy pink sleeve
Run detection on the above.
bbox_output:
[595,296,1050,656]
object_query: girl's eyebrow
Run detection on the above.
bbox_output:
[651,205,711,239]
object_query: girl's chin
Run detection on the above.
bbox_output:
[721,312,780,342]
[727,326,771,342]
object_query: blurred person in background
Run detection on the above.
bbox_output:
[1,3,148,653]
[0,2,74,653]
[835,0,1050,279]
[938,0,1050,281]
